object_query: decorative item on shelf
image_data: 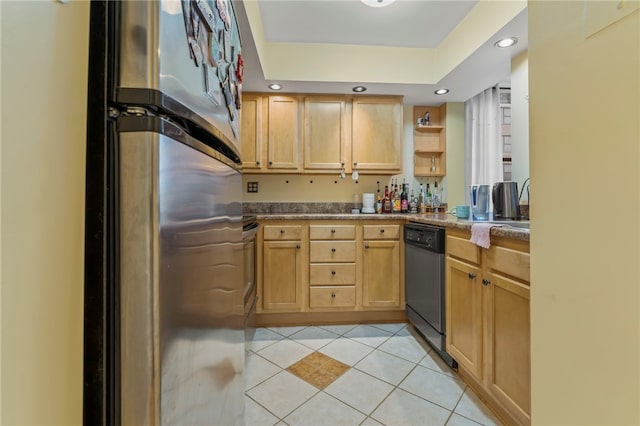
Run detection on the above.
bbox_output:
[430,156,436,173]
[424,112,430,126]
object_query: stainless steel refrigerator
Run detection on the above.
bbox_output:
[84,1,245,424]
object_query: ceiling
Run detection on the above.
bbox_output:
[235,0,528,105]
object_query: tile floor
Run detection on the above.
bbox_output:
[245,323,504,426]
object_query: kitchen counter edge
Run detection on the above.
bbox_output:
[254,213,530,242]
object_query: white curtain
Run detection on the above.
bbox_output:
[464,87,503,204]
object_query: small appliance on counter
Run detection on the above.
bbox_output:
[470,184,490,220]
[361,193,375,214]
[493,181,520,220]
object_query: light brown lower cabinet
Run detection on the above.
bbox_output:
[446,228,531,426]
[257,220,405,320]
[259,224,305,312]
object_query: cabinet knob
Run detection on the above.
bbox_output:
[353,162,358,167]
[296,244,301,249]
[331,270,336,276]
[331,248,336,253]
[482,278,491,286]
[256,161,260,166]
[365,244,370,249]
[269,161,273,166]
[468,272,476,279]
[331,292,336,299]
[331,229,336,234]
[280,229,285,234]
[380,229,385,234]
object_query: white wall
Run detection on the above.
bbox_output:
[1,1,89,424]
[528,2,639,424]
[510,51,530,202]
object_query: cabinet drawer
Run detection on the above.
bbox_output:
[310,241,356,262]
[486,245,530,283]
[309,264,356,286]
[309,225,356,240]
[363,224,400,240]
[309,286,356,308]
[263,225,303,241]
[446,234,480,264]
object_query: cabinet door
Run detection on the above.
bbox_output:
[446,257,483,378]
[241,93,263,170]
[304,97,347,171]
[351,97,402,172]
[485,272,531,425]
[262,241,303,311]
[362,240,400,308]
[268,96,299,170]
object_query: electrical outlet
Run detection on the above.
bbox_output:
[247,182,259,193]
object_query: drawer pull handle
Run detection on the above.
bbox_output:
[331,248,336,253]
[331,270,336,275]
[331,292,336,299]
[468,272,476,279]
[296,244,300,249]
[331,229,336,234]
[482,278,491,286]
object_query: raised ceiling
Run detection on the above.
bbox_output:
[235,0,528,105]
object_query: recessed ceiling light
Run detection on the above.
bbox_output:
[434,88,450,95]
[494,37,518,48]
[352,86,367,93]
[268,83,282,91]
[361,0,396,7]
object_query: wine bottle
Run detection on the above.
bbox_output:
[401,183,408,213]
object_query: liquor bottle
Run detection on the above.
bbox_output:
[383,186,392,214]
[376,196,382,214]
[409,189,418,214]
[425,183,432,209]
[432,181,441,210]
[418,183,425,213]
[400,183,409,213]
[392,186,401,213]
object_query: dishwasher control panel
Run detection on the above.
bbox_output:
[404,223,445,253]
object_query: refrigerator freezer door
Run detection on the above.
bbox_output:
[117,1,242,154]
[118,125,243,425]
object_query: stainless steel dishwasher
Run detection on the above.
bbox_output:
[404,223,456,368]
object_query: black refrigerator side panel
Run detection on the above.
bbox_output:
[83,2,120,426]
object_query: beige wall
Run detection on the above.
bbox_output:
[241,102,466,208]
[529,2,639,424]
[1,1,89,424]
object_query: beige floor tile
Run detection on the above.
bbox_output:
[284,392,366,426]
[319,337,374,366]
[377,334,430,364]
[354,349,416,386]
[325,368,394,415]
[245,396,279,426]
[344,324,394,348]
[454,388,503,426]
[245,353,282,390]
[246,371,318,419]
[371,388,451,426]
[256,339,314,369]
[399,364,466,410]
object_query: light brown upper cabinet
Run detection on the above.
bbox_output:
[241,93,403,175]
[267,95,300,171]
[351,96,403,173]
[240,93,264,170]
[303,96,348,172]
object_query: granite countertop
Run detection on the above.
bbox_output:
[253,212,530,242]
